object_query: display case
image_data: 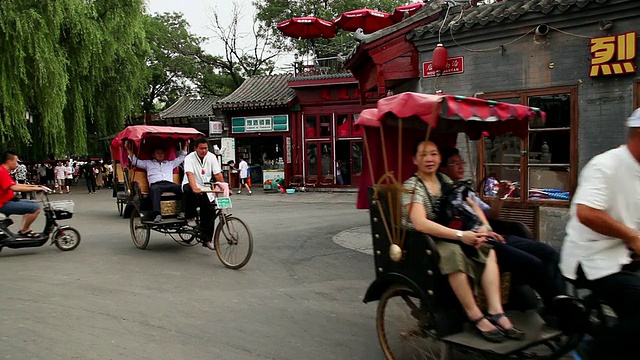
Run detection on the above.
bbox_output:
[262,159,285,192]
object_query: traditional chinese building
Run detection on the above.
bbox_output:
[346,0,640,248]
[156,96,224,142]
[213,74,298,187]
[288,73,378,188]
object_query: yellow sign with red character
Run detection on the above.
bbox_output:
[590,31,637,77]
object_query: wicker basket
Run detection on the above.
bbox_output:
[160,200,180,216]
[50,200,74,220]
[50,200,74,213]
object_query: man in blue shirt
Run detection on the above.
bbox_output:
[126,141,188,222]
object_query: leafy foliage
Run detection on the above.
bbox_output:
[0,0,148,158]
[253,0,407,57]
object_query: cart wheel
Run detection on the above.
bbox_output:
[377,285,449,360]
[130,208,150,249]
[53,227,81,251]
[214,216,253,270]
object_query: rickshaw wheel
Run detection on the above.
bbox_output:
[377,285,450,360]
[214,216,253,270]
[130,208,150,249]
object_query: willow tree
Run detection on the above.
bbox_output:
[0,0,149,159]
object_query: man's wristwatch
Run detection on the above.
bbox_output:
[456,230,463,241]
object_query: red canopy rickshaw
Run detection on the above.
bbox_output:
[356,92,593,360]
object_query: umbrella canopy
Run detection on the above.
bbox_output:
[112,125,205,165]
[391,2,426,23]
[358,92,545,139]
[277,16,336,39]
[334,8,394,34]
[355,92,546,209]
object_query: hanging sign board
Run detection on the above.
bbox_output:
[209,120,223,135]
[590,31,637,77]
[423,56,464,78]
[221,137,235,164]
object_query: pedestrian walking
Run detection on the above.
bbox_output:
[54,161,66,194]
[83,160,96,194]
[13,159,28,199]
[64,161,73,193]
[236,156,252,195]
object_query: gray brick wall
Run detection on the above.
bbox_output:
[417,19,639,169]
[410,9,639,245]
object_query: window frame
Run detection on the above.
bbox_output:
[478,86,578,207]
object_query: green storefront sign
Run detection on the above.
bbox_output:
[232,115,289,133]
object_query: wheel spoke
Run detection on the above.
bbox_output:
[378,285,447,360]
[214,217,252,269]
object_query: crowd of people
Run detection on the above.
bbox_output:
[13,160,115,194]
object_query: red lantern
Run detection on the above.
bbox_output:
[432,43,448,75]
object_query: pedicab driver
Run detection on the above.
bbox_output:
[126,140,188,223]
[561,108,640,360]
[182,137,224,251]
[0,151,49,238]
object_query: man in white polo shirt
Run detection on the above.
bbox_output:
[561,108,640,360]
[182,137,224,251]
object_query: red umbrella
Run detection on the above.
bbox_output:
[391,2,426,23]
[277,17,336,39]
[334,8,394,34]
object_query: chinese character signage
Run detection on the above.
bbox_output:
[209,120,223,135]
[590,31,637,77]
[423,56,464,78]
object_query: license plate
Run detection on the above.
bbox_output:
[215,197,232,209]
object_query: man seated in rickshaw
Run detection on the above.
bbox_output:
[403,140,524,343]
[182,137,224,251]
[561,109,640,360]
[439,147,565,318]
[126,140,188,223]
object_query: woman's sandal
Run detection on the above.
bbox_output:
[486,313,525,340]
[470,316,504,343]
[18,230,41,238]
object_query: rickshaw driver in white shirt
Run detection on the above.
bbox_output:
[182,137,224,251]
[126,140,188,223]
[560,108,640,360]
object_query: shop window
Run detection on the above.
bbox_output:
[305,116,318,138]
[306,143,318,176]
[321,143,332,176]
[337,114,364,137]
[481,87,577,204]
[320,115,332,137]
[305,114,331,138]
[337,114,350,137]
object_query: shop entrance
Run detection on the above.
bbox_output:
[236,136,284,184]
[336,140,363,186]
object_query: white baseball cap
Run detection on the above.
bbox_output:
[627,108,640,127]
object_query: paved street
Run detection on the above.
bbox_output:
[0,188,381,360]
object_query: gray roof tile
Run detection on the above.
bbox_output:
[289,73,356,82]
[409,0,609,39]
[159,97,219,119]
[214,74,296,110]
